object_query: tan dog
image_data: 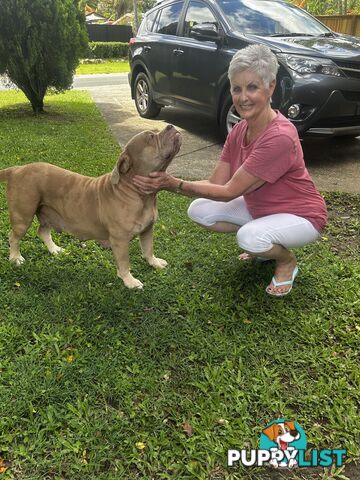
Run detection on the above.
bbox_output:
[0,124,182,289]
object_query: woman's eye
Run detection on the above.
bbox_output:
[232,86,241,94]
[248,84,258,91]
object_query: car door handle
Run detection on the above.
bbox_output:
[173,49,184,56]
[143,46,152,52]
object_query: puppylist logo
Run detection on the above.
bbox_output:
[228,419,346,469]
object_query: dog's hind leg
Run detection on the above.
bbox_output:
[7,185,39,265]
[9,221,32,265]
[37,224,64,255]
[36,208,64,255]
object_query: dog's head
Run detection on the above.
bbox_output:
[262,421,300,450]
[111,124,182,184]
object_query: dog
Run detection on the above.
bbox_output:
[262,420,300,468]
[0,124,182,289]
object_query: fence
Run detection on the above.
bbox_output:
[86,24,133,42]
[316,15,360,36]
[85,15,359,42]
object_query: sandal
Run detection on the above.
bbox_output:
[266,265,299,297]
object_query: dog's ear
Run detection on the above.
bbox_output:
[285,421,296,431]
[262,424,278,442]
[111,152,131,184]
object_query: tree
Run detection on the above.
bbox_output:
[0,0,88,113]
[289,0,360,15]
[96,0,133,19]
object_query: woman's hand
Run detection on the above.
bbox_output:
[133,172,178,194]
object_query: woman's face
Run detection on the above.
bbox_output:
[230,69,276,123]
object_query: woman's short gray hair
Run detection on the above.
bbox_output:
[228,44,279,87]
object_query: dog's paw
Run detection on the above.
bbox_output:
[10,255,25,266]
[288,459,297,469]
[50,245,64,255]
[148,256,168,269]
[120,272,144,289]
[126,278,144,289]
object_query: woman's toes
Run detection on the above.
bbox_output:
[238,253,254,261]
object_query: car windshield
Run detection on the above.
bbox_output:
[218,0,330,36]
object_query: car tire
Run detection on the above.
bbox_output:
[219,93,241,141]
[134,72,162,118]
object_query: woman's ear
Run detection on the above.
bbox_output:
[111,152,131,184]
[269,78,276,97]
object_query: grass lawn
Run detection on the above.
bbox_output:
[0,91,359,480]
[76,59,130,75]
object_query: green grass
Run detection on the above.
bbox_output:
[76,59,130,75]
[0,91,359,480]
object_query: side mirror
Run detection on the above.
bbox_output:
[190,23,221,42]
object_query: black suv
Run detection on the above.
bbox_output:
[129,0,360,140]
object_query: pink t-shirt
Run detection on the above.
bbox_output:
[220,112,328,232]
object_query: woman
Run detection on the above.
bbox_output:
[133,44,327,297]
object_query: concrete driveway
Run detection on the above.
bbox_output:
[75,73,360,193]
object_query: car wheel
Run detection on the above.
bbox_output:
[219,94,241,141]
[134,72,162,118]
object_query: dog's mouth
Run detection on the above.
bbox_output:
[158,132,182,171]
[279,440,288,451]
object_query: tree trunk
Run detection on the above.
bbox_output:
[133,0,139,33]
[17,81,45,113]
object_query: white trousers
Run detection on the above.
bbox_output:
[187,197,320,253]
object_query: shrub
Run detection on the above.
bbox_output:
[85,42,129,59]
[0,0,88,113]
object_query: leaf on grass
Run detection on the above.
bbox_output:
[0,457,11,473]
[66,355,75,363]
[218,418,228,425]
[243,319,252,324]
[182,422,193,437]
[14,281,21,287]
[135,441,146,450]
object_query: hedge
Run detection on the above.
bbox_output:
[85,42,129,59]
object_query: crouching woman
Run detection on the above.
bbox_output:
[133,44,327,297]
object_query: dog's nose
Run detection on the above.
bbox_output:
[290,430,298,437]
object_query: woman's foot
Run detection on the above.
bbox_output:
[238,253,271,263]
[266,255,298,296]
[238,252,256,261]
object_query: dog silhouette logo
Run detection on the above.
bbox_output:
[260,419,307,468]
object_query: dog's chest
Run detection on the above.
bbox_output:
[133,202,158,234]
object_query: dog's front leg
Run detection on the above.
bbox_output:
[110,235,143,289]
[139,224,167,269]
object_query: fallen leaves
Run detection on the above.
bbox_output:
[182,422,193,437]
[0,457,11,473]
[135,441,146,450]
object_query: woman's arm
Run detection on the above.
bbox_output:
[133,165,265,201]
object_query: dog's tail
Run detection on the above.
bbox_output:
[0,167,19,183]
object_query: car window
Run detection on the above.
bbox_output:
[146,9,159,32]
[137,9,158,34]
[218,0,329,35]
[183,1,218,38]
[154,2,184,36]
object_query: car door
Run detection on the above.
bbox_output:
[169,0,228,111]
[144,1,185,98]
